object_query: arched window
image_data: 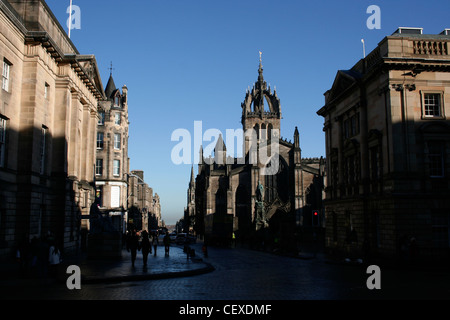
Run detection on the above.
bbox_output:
[261,123,267,141]
[264,156,289,203]
[268,124,273,144]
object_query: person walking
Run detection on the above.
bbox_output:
[163,232,171,255]
[152,232,158,256]
[126,230,139,267]
[48,238,61,278]
[140,230,151,267]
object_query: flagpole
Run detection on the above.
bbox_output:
[68,0,73,38]
[361,39,366,58]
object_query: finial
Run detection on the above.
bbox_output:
[108,61,115,76]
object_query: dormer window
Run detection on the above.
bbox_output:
[115,96,120,106]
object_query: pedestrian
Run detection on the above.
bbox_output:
[126,230,139,267]
[140,230,151,267]
[48,238,61,277]
[152,232,158,256]
[163,232,170,255]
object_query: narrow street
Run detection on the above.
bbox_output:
[6,240,449,301]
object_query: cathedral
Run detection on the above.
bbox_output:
[188,59,325,248]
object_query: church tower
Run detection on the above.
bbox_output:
[241,54,281,156]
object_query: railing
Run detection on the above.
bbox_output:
[413,40,448,55]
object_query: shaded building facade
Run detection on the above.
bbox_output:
[127,170,161,232]
[317,28,450,261]
[0,0,104,258]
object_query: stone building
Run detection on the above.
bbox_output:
[194,60,325,247]
[0,0,104,258]
[95,73,129,233]
[183,166,195,234]
[127,170,161,232]
[317,28,450,261]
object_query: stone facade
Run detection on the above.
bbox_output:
[317,28,450,261]
[95,74,129,234]
[0,0,104,258]
[193,61,325,247]
[127,170,161,232]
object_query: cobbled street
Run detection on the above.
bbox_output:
[3,241,449,301]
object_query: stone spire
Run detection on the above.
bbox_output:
[189,165,195,188]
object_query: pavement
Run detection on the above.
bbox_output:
[1,239,448,292]
[0,242,215,287]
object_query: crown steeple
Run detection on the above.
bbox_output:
[241,54,282,156]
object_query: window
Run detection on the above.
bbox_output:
[40,126,47,175]
[423,93,442,118]
[114,133,121,150]
[2,60,11,92]
[343,113,360,139]
[350,113,360,136]
[114,113,121,125]
[111,186,121,207]
[95,159,103,176]
[0,117,6,168]
[97,132,104,149]
[428,141,445,177]
[98,111,105,125]
[113,159,120,176]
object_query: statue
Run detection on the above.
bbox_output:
[89,198,116,234]
[256,181,264,202]
[255,181,268,230]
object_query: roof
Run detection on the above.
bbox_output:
[105,74,117,99]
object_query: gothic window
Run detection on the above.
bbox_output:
[264,156,289,203]
[268,124,273,144]
[255,124,260,140]
[261,123,267,141]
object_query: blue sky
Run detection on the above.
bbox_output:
[47,0,450,225]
